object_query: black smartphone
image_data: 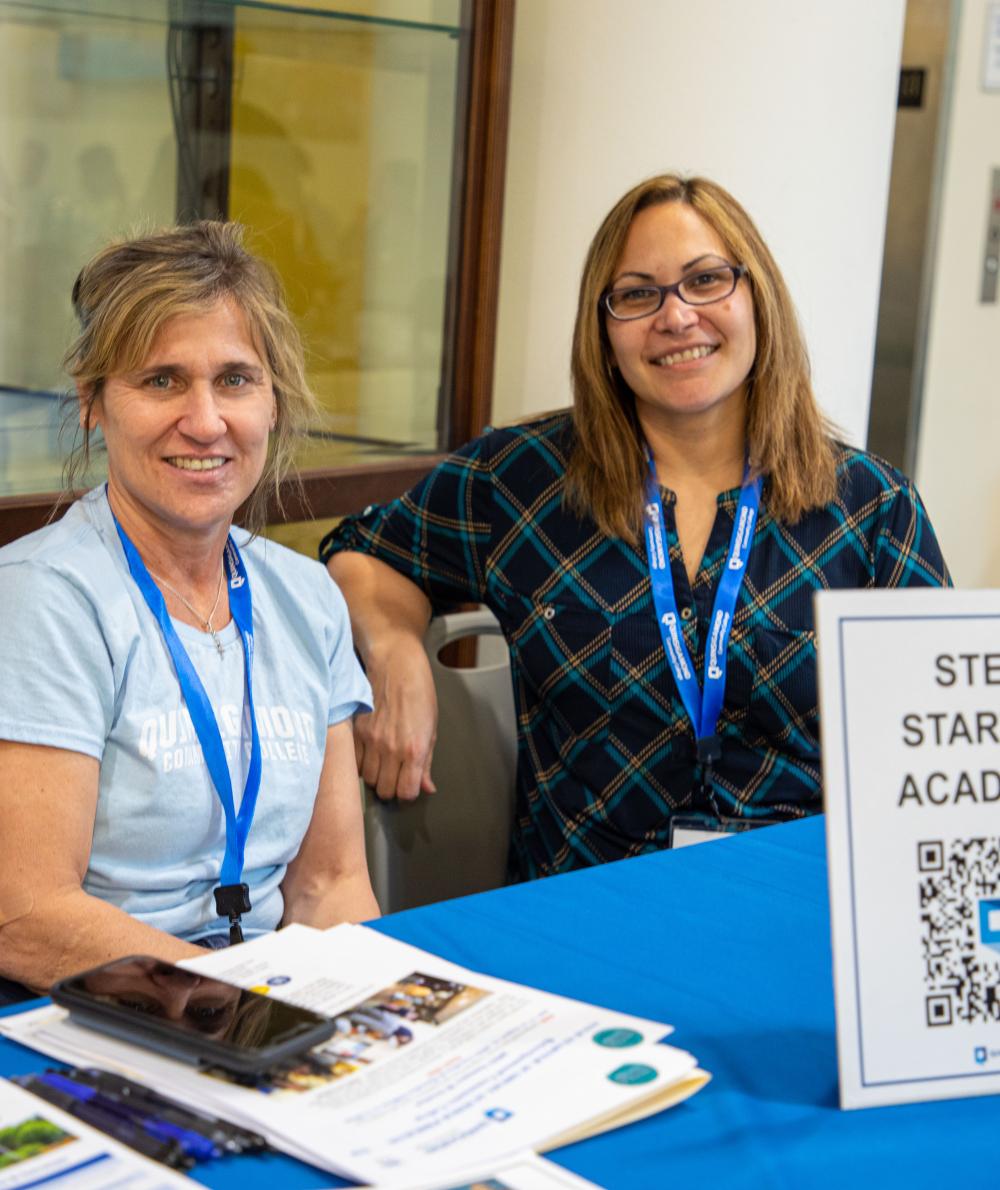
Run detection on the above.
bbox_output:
[51,955,336,1076]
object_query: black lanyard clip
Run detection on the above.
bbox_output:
[695,734,723,818]
[214,883,252,945]
[696,734,721,766]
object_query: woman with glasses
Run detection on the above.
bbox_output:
[322,173,949,878]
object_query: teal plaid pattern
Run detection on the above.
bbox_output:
[321,414,950,879]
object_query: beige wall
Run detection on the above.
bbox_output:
[491,0,907,446]
[915,0,1000,588]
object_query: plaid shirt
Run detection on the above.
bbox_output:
[321,414,950,879]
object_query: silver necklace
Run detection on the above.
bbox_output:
[151,569,226,657]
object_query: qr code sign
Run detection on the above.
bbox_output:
[919,837,1000,1027]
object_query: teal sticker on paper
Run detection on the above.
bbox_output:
[593,1028,643,1048]
[608,1063,658,1085]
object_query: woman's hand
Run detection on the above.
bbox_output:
[355,633,438,802]
[326,553,438,802]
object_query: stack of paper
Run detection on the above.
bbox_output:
[0,924,708,1184]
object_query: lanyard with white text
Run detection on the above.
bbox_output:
[643,447,761,806]
[112,511,262,943]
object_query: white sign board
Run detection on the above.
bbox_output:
[816,588,1000,1109]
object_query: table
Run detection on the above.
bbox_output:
[3,816,996,1188]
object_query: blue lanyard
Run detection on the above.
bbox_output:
[643,447,761,787]
[111,508,262,938]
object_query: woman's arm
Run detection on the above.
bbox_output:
[280,720,381,926]
[0,741,202,993]
[326,553,438,802]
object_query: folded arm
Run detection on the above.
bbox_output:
[0,741,201,993]
[326,552,438,802]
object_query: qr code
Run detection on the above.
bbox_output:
[919,837,1000,1027]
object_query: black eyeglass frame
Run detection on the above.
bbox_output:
[600,264,748,321]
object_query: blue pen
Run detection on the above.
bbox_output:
[34,1071,218,1162]
[15,1075,190,1169]
[70,1067,267,1153]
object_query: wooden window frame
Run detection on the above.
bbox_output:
[0,0,514,547]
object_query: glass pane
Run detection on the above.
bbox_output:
[0,0,179,495]
[228,0,460,470]
[0,0,462,498]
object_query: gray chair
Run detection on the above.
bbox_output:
[363,608,516,912]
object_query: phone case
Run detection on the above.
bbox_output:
[51,956,336,1076]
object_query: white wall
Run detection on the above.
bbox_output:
[491,0,906,446]
[915,0,1000,588]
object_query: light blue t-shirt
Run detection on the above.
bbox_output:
[0,487,372,940]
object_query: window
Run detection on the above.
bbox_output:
[0,0,513,543]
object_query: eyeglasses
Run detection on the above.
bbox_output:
[601,264,747,320]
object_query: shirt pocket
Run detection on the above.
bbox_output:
[607,610,691,742]
[501,594,612,742]
[725,625,819,755]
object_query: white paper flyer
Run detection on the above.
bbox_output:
[0,925,707,1181]
[373,1149,605,1189]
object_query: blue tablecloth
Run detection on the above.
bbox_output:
[3,816,996,1187]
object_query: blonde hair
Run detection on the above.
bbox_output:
[566,174,838,542]
[64,221,316,535]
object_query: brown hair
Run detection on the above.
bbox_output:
[566,174,838,542]
[64,221,316,535]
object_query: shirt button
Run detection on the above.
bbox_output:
[541,605,556,621]
[681,606,694,621]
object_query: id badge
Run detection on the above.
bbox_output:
[668,814,784,849]
[669,816,735,849]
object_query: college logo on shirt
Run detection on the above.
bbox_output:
[137,704,317,772]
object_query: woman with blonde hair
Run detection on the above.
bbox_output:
[323,173,949,877]
[0,222,378,1002]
